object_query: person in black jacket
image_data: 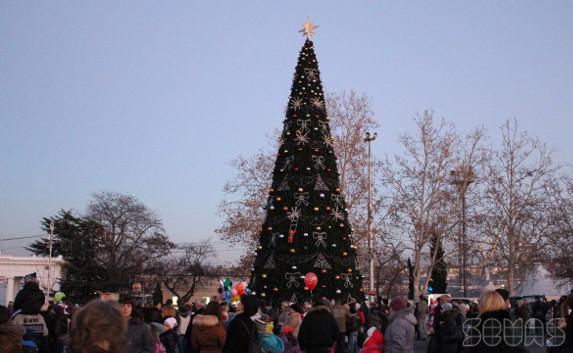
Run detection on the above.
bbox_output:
[13,274,45,315]
[223,295,260,353]
[160,317,179,353]
[298,298,339,353]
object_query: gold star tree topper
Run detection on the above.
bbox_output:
[299,17,319,39]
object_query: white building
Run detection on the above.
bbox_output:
[0,254,65,305]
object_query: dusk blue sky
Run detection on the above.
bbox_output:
[1,1,572,259]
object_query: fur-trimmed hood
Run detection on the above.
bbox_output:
[193,314,221,327]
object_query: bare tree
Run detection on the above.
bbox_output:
[480,119,554,294]
[216,91,379,254]
[158,241,215,305]
[381,112,460,299]
[86,191,174,290]
[543,173,573,284]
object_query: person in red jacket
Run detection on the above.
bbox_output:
[359,327,383,353]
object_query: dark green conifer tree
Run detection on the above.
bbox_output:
[429,234,448,293]
[250,38,363,304]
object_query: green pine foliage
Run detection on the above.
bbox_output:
[429,235,448,294]
[28,210,110,303]
[251,40,363,304]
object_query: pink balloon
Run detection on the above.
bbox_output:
[231,288,238,297]
[304,272,318,291]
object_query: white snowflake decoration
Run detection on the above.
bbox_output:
[310,97,325,110]
[295,130,309,145]
[287,207,301,222]
[297,119,311,133]
[290,97,303,111]
[323,136,335,149]
[331,206,345,221]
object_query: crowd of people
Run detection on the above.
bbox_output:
[1,275,572,353]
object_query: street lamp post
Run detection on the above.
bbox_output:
[48,221,54,299]
[449,166,474,297]
[364,131,377,300]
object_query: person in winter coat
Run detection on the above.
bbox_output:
[68,300,126,353]
[367,302,384,331]
[191,302,226,353]
[298,299,339,353]
[359,327,383,353]
[120,296,154,353]
[469,291,527,353]
[435,303,461,353]
[253,314,284,353]
[383,297,416,353]
[222,295,260,353]
[13,274,45,315]
[160,317,179,353]
[285,304,303,338]
[332,300,350,353]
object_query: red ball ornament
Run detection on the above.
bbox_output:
[304,272,318,291]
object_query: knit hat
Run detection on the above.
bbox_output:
[241,295,260,317]
[164,317,177,329]
[389,296,408,312]
[24,273,38,284]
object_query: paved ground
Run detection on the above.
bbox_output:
[413,339,547,353]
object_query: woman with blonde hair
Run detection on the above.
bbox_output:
[469,290,526,353]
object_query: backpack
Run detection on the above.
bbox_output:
[239,319,261,353]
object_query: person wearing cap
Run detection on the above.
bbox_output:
[120,296,154,353]
[297,297,339,353]
[383,297,416,353]
[160,317,179,353]
[223,294,260,353]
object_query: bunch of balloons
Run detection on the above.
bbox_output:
[221,277,249,304]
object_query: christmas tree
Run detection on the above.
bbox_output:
[250,21,363,304]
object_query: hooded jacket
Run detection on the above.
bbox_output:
[383,307,417,353]
[298,305,339,353]
[191,314,226,353]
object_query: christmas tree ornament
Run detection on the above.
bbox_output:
[313,253,331,269]
[285,272,301,288]
[264,255,276,269]
[304,272,318,291]
[313,232,327,247]
[314,174,329,191]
